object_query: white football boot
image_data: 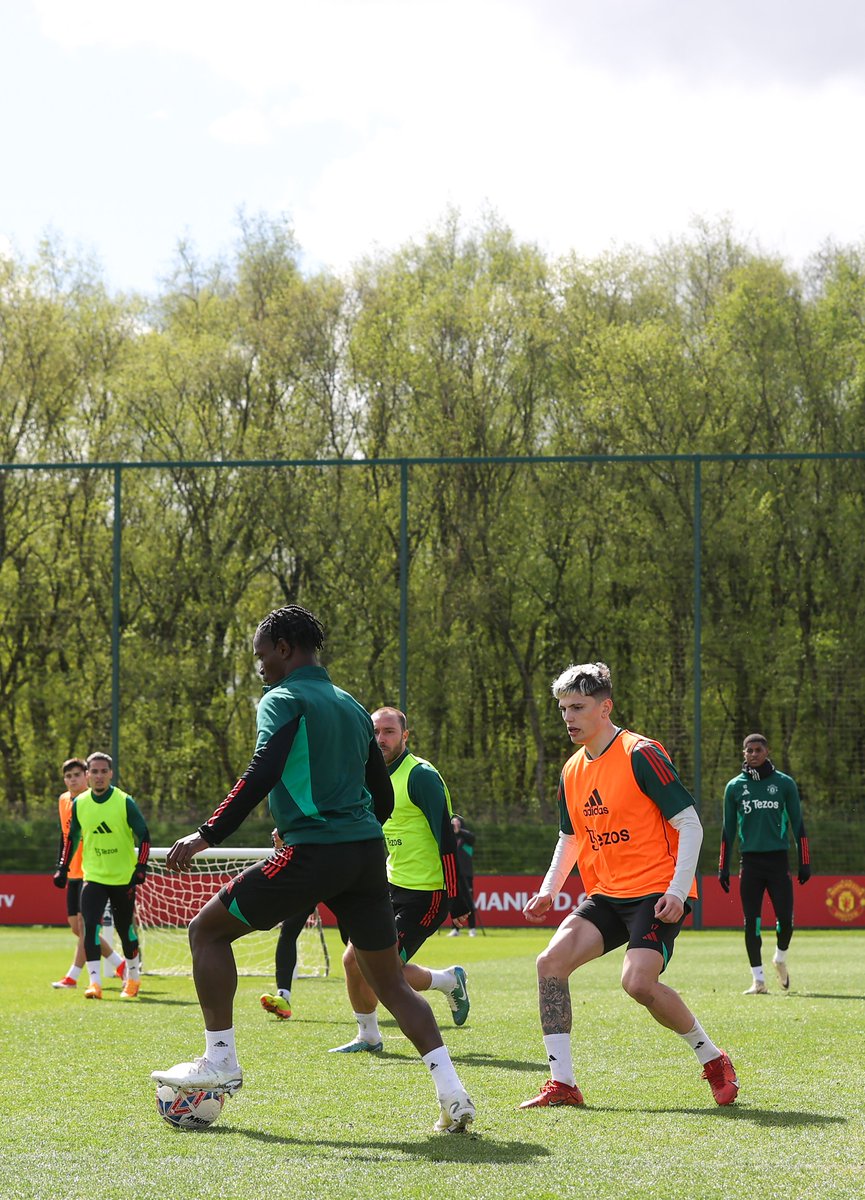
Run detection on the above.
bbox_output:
[434,1088,475,1133]
[151,1056,243,1095]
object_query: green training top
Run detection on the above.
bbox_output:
[721,769,806,858]
[257,665,384,845]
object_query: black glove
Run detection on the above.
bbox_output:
[129,864,148,888]
[448,892,473,923]
[52,868,68,890]
[718,870,730,894]
[798,864,811,885]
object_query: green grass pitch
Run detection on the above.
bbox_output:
[2,927,863,1200]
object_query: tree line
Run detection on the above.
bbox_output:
[1,213,863,868]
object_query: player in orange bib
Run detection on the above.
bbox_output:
[521,662,738,1109]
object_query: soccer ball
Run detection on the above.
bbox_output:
[156,1084,226,1130]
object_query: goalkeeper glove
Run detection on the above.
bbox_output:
[448,892,473,922]
[797,864,811,885]
[718,870,730,894]
[52,868,68,889]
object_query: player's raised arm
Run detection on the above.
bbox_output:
[522,891,554,923]
[164,706,305,874]
[524,776,579,924]
[165,831,211,872]
[523,834,580,923]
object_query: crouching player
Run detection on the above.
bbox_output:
[522,662,738,1109]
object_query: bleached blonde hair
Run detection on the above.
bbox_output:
[551,662,612,700]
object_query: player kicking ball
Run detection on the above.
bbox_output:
[151,605,474,1134]
[521,662,738,1110]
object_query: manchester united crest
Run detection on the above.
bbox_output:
[824,878,865,924]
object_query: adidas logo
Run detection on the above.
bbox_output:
[93,821,113,834]
[582,788,609,816]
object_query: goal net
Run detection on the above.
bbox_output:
[136,848,330,978]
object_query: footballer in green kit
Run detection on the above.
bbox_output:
[150,605,475,1134]
[718,733,811,994]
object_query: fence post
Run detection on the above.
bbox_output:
[111,465,122,778]
[692,457,703,929]
[399,460,408,713]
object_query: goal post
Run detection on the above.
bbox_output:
[136,848,330,978]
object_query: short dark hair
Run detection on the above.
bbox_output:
[743,733,768,748]
[257,605,325,653]
[62,758,87,773]
[86,752,113,768]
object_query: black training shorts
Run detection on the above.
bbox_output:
[66,877,84,918]
[217,838,397,952]
[389,884,448,962]
[575,893,691,972]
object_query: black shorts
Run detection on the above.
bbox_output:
[575,893,691,972]
[66,877,84,918]
[390,885,448,962]
[218,838,397,952]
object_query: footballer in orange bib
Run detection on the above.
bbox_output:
[521,662,738,1112]
[560,729,698,902]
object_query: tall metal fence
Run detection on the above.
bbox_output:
[1,451,863,872]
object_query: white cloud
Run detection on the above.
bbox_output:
[35,0,539,109]
[291,55,865,272]
[26,0,865,288]
[209,106,272,146]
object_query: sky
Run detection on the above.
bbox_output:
[2,0,865,294]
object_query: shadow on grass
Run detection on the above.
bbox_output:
[202,1126,551,1162]
[69,989,196,1008]
[792,992,865,1001]
[590,1105,846,1127]
[135,993,201,1007]
[455,1051,546,1073]
[309,1045,546,1072]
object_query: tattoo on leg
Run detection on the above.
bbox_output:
[539,976,572,1034]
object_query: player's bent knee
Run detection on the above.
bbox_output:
[189,896,245,950]
[621,969,655,1006]
[536,949,554,977]
[537,945,572,979]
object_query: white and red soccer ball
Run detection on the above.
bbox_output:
[156,1084,225,1130]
